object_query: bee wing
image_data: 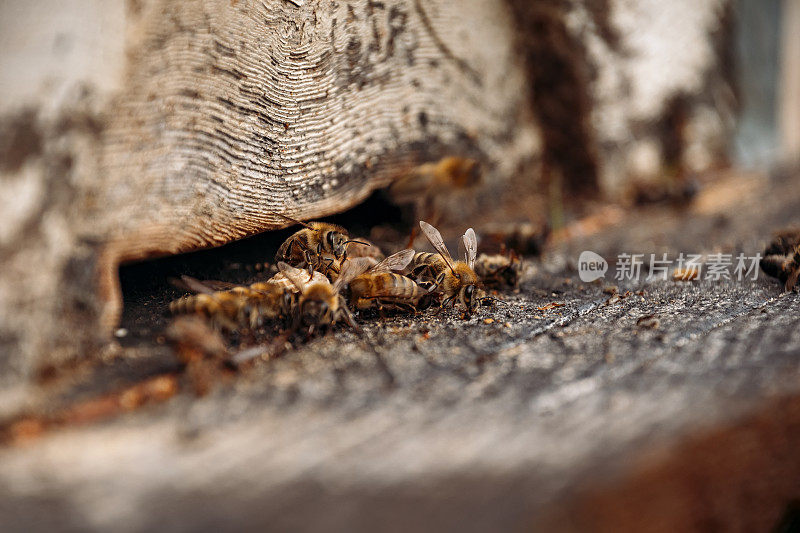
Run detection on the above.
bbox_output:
[419,220,456,274]
[333,257,373,292]
[205,280,244,291]
[277,262,311,293]
[177,275,223,295]
[462,228,478,269]
[370,249,415,273]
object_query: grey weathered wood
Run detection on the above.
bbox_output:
[0,170,798,532]
[0,0,739,413]
[92,0,539,325]
[0,0,539,405]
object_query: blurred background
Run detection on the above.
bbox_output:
[735,0,798,168]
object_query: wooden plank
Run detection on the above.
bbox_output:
[0,170,798,531]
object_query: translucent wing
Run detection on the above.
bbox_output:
[370,249,415,273]
[462,228,478,269]
[201,280,243,291]
[419,220,456,274]
[333,257,373,292]
[277,262,311,293]
[178,275,223,295]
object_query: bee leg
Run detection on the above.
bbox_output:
[251,310,263,330]
[435,296,453,315]
[785,264,800,293]
[426,271,446,293]
[289,238,309,265]
[322,257,335,279]
[303,249,316,276]
[398,303,417,315]
[418,280,437,293]
[339,306,360,331]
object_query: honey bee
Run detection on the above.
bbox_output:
[388,157,481,219]
[348,249,436,312]
[165,316,229,396]
[275,215,366,274]
[278,257,373,333]
[169,274,296,330]
[480,222,549,256]
[760,230,800,292]
[169,278,251,331]
[165,315,228,361]
[316,239,384,284]
[474,251,522,289]
[408,221,486,314]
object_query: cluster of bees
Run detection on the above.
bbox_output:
[169,216,520,354]
[166,209,797,370]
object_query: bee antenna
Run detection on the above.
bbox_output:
[480,296,509,306]
[344,240,371,246]
[275,213,313,229]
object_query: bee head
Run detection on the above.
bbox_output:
[326,231,348,259]
[300,299,322,326]
[301,299,332,328]
[460,284,479,313]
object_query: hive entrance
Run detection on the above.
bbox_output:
[118,191,409,345]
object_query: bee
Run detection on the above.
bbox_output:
[760,229,800,292]
[388,157,481,219]
[166,316,228,360]
[169,278,251,331]
[474,251,522,289]
[165,316,229,396]
[169,274,297,330]
[278,257,373,334]
[408,221,485,314]
[274,215,366,274]
[316,239,384,284]
[237,265,330,326]
[481,222,549,257]
[348,249,436,312]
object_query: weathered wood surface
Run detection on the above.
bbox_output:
[0,0,739,419]
[0,170,798,531]
[0,0,539,402]
[96,0,538,259]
